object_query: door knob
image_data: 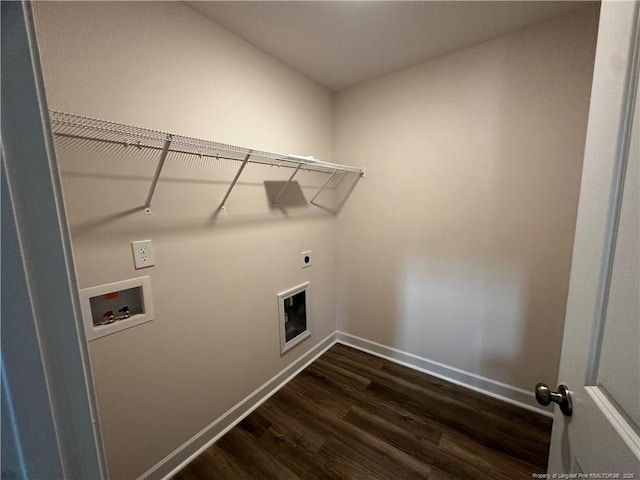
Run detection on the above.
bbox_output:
[535,383,573,416]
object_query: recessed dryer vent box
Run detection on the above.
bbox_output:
[80,276,154,341]
[277,281,311,354]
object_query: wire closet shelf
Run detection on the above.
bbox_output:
[49,110,364,210]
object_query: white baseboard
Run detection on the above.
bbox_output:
[141,329,550,479]
[140,332,337,480]
[335,331,552,418]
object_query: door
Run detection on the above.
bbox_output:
[546,1,640,476]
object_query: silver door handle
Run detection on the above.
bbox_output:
[535,383,573,416]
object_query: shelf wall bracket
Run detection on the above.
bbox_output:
[310,169,337,205]
[144,135,173,209]
[272,163,302,208]
[217,151,252,211]
[333,171,350,190]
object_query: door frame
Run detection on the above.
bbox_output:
[1,2,106,478]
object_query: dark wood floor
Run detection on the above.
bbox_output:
[172,344,552,480]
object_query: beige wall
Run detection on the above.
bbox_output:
[35,2,599,478]
[34,2,334,479]
[333,7,599,393]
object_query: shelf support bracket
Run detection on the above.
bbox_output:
[144,135,173,209]
[310,169,337,205]
[334,171,350,190]
[273,163,302,208]
[218,151,252,211]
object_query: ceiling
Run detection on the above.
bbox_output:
[187,1,594,91]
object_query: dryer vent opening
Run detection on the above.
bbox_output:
[278,282,310,354]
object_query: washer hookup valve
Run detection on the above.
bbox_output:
[101,310,115,325]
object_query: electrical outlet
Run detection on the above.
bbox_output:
[301,251,312,269]
[132,240,155,269]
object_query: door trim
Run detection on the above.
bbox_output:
[1,2,106,477]
[585,3,639,384]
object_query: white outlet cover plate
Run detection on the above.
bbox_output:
[301,250,312,268]
[132,240,155,269]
